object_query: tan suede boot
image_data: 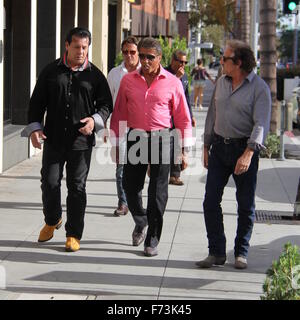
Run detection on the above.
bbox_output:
[65,237,80,252]
[38,219,62,242]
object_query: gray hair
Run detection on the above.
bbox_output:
[137,37,162,56]
[172,50,187,60]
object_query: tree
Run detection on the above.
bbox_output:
[240,0,250,43]
[201,24,225,56]
[189,0,237,38]
[259,0,278,133]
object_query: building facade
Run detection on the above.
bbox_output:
[130,0,177,39]
[0,0,178,173]
[0,0,112,173]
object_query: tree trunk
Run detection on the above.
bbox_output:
[259,0,278,133]
[240,0,250,43]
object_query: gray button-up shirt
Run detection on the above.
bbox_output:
[204,71,271,150]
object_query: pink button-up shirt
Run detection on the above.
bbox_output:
[110,66,192,146]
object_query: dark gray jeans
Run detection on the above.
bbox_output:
[41,142,92,240]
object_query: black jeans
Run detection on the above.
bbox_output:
[41,141,92,240]
[203,134,259,258]
[170,130,182,178]
[123,129,171,248]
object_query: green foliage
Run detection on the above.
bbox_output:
[201,24,225,57]
[158,35,192,86]
[114,35,192,84]
[114,51,123,67]
[261,242,300,300]
[158,35,189,67]
[260,133,280,158]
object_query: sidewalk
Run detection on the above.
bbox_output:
[0,107,300,301]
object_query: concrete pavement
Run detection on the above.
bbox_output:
[0,88,300,301]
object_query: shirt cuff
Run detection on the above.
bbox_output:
[247,140,265,151]
[92,113,105,133]
[204,134,213,147]
[21,122,43,138]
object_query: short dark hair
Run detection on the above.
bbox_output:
[137,37,162,56]
[197,58,203,65]
[172,49,187,60]
[226,40,256,73]
[65,27,91,46]
[121,36,139,50]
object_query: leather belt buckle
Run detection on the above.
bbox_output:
[224,137,231,144]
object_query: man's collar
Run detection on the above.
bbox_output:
[136,65,167,78]
[225,70,255,83]
[121,61,141,72]
[246,70,255,82]
[166,65,175,75]
[57,52,91,71]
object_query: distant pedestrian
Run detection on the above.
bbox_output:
[191,58,214,109]
[110,38,192,257]
[197,40,271,269]
[165,50,196,186]
[107,36,140,217]
[22,27,113,252]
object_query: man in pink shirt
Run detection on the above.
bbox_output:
[110,38,192,257]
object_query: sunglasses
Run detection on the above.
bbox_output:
[122,50,137,55]
[222,55,235,62]
[174,56,188,65]
[139,53,156,61]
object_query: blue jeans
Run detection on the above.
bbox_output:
[203,136,259,258]
[116,164,127,206]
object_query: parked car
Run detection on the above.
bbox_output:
[209,59,221,69]
[289,86,300,129]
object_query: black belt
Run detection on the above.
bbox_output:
[129,128,170,137]
[214,133,248,145]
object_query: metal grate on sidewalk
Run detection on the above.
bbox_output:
[255,210,300,225]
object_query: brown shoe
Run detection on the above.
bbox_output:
[195,255,226,268]
[144,246,158,257]
[132,227,146,246]
[234,256,247,269]
[65,237,80,252]
[169,176,184,186]
[38,218,62,242]
[114,204,129,216]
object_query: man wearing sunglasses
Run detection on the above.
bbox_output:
[110,38,193,257]
[197,40,271,270]
[107,36,140,217]
[165,50,196,186]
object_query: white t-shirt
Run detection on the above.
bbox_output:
[107,62,141,106]
[107,61,140,160]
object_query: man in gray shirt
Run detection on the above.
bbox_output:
[197,40,271,270]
